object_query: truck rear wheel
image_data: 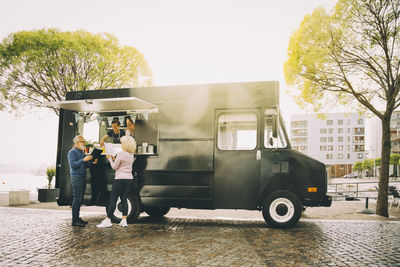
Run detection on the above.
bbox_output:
[143,206,170,217]
[106,194,141,223]
[262,190,302,228]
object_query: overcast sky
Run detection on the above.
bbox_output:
[0,0,337,166]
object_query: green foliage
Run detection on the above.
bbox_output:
[390,154,400,165]
[353,161,363,176]
[284,0,400,116]
[0,29,153,115]
[362,159,372,171]
[45,167,56,189]
[374,158,381,166]
[85,140,93,148]
[353,161,363,171]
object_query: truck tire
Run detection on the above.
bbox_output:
[262,190,302,228]
[106,193,141,223]
[143,206,170,217]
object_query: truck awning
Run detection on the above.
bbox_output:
[45,97,158,113]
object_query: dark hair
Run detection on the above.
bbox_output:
[125,116,135,125]
[111,117,120,126]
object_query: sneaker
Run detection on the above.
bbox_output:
[97,218,112,228]
[119,218,128,227]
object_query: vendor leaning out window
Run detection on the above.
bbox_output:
[100,117,126,146]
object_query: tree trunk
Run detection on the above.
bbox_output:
[376,117,391,217]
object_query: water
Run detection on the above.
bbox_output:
[0,173,52,192]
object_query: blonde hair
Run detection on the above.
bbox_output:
[120,135,136,154]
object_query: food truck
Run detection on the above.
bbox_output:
[47,81,331,228]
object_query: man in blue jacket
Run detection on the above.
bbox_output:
[68,135,93,227]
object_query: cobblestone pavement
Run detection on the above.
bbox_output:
[0,207,399,266]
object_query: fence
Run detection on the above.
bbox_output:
[328,180,400,200]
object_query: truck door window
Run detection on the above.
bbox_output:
[264,111,287,148]
[217,113,257,150]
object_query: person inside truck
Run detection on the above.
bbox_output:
[99,117,126,146]
[125,116,135,138]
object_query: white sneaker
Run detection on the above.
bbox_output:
[119,218,128,227]
[97,218,112,228]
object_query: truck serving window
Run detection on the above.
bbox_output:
[264,110,287,148]
[217,113,257,150]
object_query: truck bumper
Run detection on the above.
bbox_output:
[320,195,332,207]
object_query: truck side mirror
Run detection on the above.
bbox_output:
[272,114,278,138]
[269,137,274,147]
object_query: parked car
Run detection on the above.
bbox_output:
[343,173,359,178]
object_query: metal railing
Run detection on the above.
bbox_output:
[328,180,400,200]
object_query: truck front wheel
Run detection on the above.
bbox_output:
[262,190,302,228]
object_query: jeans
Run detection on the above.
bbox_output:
[71,175,86,222]
[107,179,133,218]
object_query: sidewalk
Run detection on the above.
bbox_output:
[1,194,400,221]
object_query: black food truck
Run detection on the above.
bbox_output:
[47,81,331,228]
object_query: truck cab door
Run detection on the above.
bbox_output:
[213,109,261,209]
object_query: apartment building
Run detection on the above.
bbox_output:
[367,110,400,159]
[290,113,366,178]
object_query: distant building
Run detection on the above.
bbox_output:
[367,110,400,158]
[290,113,366,178]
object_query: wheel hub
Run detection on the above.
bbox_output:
[269,197,295,223]
[276,203,288,216]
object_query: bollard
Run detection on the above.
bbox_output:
[359,197,375,214]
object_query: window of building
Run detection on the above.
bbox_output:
[328,136,333,142]
[347,136,350,142]
[299,146,308,151]
[328,145,334,151]
[300,121,308,127]
[338,145,343,151]
[338,154,343,159]
[320,137,326,142]
[353,136,364,143]
[338,128,343,134]
[358,119,363,124]
[347,119,351,125]
[320,128,327,134]
[353,128,365,135]
[347,128,350,133]
[338,136,343,142]
[327,120,333,125]
[347,153,350,159]
[218,112,257,150]
[328,128,333,134]
[320,145,327,151]
[291,129,308,136]
[358,153,363,159]
[347,145,350,151]
[291,120,308,128]
[353,145,365,152]
[338,119,343,125]
[326,154,333,159]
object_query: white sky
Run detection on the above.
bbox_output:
[0,0,337,166]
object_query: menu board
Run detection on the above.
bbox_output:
[104,143,123,156]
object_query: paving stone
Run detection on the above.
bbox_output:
[0,207,399,266]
